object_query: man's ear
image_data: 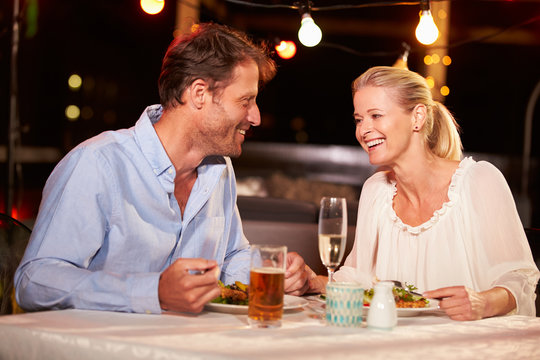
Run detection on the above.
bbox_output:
[412,104,427,131]
[187,79,208,110]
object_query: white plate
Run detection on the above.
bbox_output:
[205,295,309,314]
[363,300,440,317]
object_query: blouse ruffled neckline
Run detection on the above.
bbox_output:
[388,157,474,234]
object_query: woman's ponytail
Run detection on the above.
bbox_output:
[427,101,462,161]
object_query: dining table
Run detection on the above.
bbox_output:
[0,296,539,360]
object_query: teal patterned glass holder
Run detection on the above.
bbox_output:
[325,282,364,327]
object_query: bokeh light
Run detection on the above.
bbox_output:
[440,86,450,96]
[442,56,452,66]
[438,9,447,19]
[65,105,80,121]
[425,76,435,89]
[68,74,82,91]
[275,41,297,60]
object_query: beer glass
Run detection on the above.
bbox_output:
[248,244,287,328]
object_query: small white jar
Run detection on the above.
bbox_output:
[367,281,397,330]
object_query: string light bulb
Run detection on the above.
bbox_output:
[297,1,322,47]
[415,0,439,45]
[392,42,411,70]
[140,0,165,15]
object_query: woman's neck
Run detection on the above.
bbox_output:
[389,154,459,225]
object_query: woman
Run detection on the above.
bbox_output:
[312,66,539,320]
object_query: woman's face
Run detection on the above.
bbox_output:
[353,86,415,166]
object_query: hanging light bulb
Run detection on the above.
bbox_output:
[297,1,322,47]
[392,42,411,70]
[415,0,439,45]
[298,13,322,47]
[140,0,165,15]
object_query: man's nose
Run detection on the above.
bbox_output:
[248,103,261,127]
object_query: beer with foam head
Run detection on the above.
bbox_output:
[248,267,285,323]
[247,245,287,328]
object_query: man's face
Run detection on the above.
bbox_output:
[198,60,261,158]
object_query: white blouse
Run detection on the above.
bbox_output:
[334,157,540,316]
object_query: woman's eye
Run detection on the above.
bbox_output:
[353,118,362,125]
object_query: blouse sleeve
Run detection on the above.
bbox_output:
[334,171,387,288]
[463,161,539,316]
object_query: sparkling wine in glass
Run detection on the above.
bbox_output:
[318,197,347,283]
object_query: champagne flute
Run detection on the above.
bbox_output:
[318,197,347,283]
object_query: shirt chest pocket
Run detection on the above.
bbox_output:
[181,216,226,261]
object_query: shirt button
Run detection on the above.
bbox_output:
[168,169,173,174]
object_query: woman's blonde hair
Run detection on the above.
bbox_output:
[352,66,462,161]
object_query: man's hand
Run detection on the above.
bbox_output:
[284,252,313,296]
[158,258,221,313]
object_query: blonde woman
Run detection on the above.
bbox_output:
[310,66,539,320]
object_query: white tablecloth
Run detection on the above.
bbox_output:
[0,298,539,360]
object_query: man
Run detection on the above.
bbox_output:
[15,23,313,314]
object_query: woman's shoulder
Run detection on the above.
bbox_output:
[364,169,392,188]
[455,157,509,192]
[460,157,505,180]
[359,169,393,204]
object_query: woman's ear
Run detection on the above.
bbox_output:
[187,79,208,110]
[412,104,427,131]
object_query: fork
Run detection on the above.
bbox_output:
[385,280,424,297]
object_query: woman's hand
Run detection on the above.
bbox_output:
[423,286,516,321]
[423,286,486,320]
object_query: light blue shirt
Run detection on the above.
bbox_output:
[15,105,251,314]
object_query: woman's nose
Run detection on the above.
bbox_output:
[359,119,372,137]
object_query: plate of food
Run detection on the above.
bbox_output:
[317,283,440,317]
[363,283,440,317]
[205,281,309,314]
[395,302,440,317]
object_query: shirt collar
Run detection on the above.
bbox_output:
[134,105,174,178]
[133,105,228,204]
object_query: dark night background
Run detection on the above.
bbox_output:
[1,0,540,224]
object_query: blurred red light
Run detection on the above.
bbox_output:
[275,41,297,60]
